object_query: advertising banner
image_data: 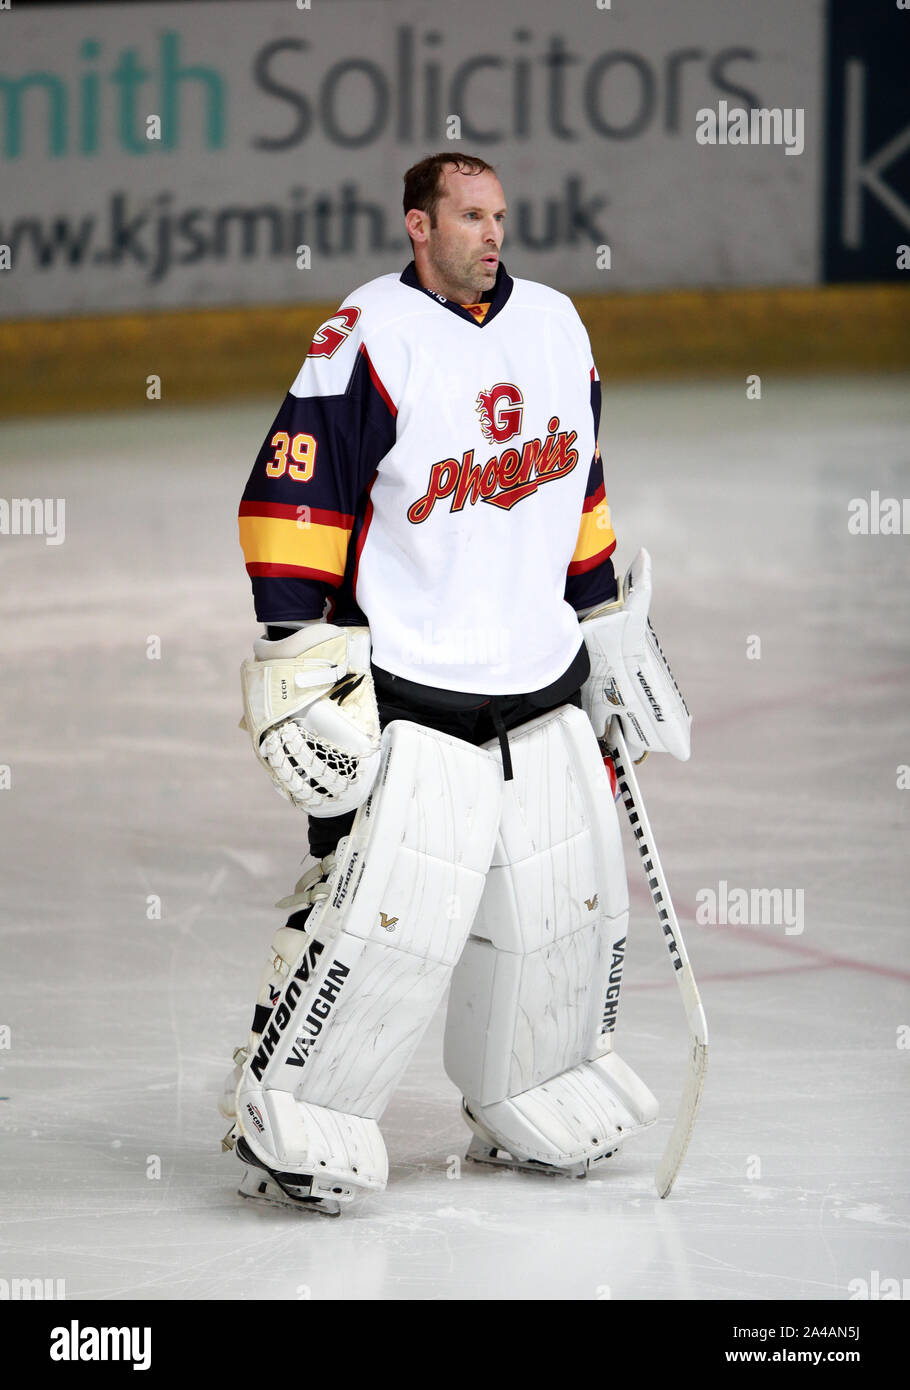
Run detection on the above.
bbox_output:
[1,0,827,318]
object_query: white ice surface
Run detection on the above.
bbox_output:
[1,374,908,1300]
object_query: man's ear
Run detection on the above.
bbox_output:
[405,209,430,245]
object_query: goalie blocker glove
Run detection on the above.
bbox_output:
[240,624,381,816]
[580,548,691,761]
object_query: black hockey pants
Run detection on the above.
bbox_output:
[307,642,590,861]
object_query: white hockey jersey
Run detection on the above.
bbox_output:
[239,261,616,695]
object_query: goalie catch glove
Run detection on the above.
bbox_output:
[580,548,691,761]
[240,625,381,816]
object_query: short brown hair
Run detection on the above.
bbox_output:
[402,153,497,241]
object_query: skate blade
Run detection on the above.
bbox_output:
[464,1133,618,1179]
[238,1168,341,1217]
[235,1135,350,1214]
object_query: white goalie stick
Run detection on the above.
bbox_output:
[603,719,708,1198]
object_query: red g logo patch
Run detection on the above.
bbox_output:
[476,383,523,444]
[309,305,361,358]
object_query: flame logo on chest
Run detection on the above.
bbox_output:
[475,383,524,443]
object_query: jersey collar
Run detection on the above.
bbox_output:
[400,259,513,327]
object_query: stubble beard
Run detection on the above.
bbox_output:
[425,237,494,303]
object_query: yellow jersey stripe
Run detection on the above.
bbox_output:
[239,513,350,580]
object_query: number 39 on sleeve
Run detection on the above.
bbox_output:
[265,431,318,482]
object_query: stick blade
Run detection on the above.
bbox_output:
[655,1036,708,1199]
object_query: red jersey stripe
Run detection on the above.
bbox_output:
[359,343,398,418]
[239,500,354,529]
[581,480,606,514]
[352,472,379,601]
[246,562,344,585]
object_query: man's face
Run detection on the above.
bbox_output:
[411,166,507,302]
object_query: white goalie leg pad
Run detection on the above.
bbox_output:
[219,853,340,1122]
[443,704,658,1169]
[236,719,502,1195]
